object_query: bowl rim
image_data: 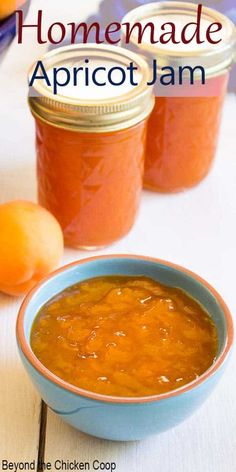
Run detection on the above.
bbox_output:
[16,254,234,404]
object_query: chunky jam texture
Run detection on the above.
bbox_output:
[36,120,147,248]
[31,276,218,397]
[144,75,228,192]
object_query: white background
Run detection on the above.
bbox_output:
[0,1,236,471]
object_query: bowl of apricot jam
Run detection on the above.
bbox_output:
[16,255,233,441]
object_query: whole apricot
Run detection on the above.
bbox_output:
[0,1,26,21]
[0,201,64,296]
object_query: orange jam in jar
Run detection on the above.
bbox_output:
[122,3,236,192]
[28,45,154,248]
[31,276,218,397]
[145,86,227,192]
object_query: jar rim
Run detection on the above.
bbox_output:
[28,44,154,132]
[121,1,236,76]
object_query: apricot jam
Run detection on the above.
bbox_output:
[122,2,236,192]
[144,88,227,192]
[31,276,218,397]
[28,45,154,249]
[36,119,147,248]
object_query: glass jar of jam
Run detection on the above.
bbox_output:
[122,2,236,192]
[28,45,154,249]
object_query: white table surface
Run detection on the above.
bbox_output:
[0,1,236,471]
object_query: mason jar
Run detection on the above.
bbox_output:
[28,45,154,248]
[122,2,236,192]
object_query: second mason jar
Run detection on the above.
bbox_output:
[28,45,154,248]
[122,2,236,192]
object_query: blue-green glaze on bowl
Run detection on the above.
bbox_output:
[16,255,234,441]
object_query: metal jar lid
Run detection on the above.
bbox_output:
[122,2,236,77]
[28,44,155,133]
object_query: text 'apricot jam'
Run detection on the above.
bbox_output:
[31,276,218,397]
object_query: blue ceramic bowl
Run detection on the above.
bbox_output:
[0,13,16,62]
[0,1,30,63]
[16,255,233,441]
